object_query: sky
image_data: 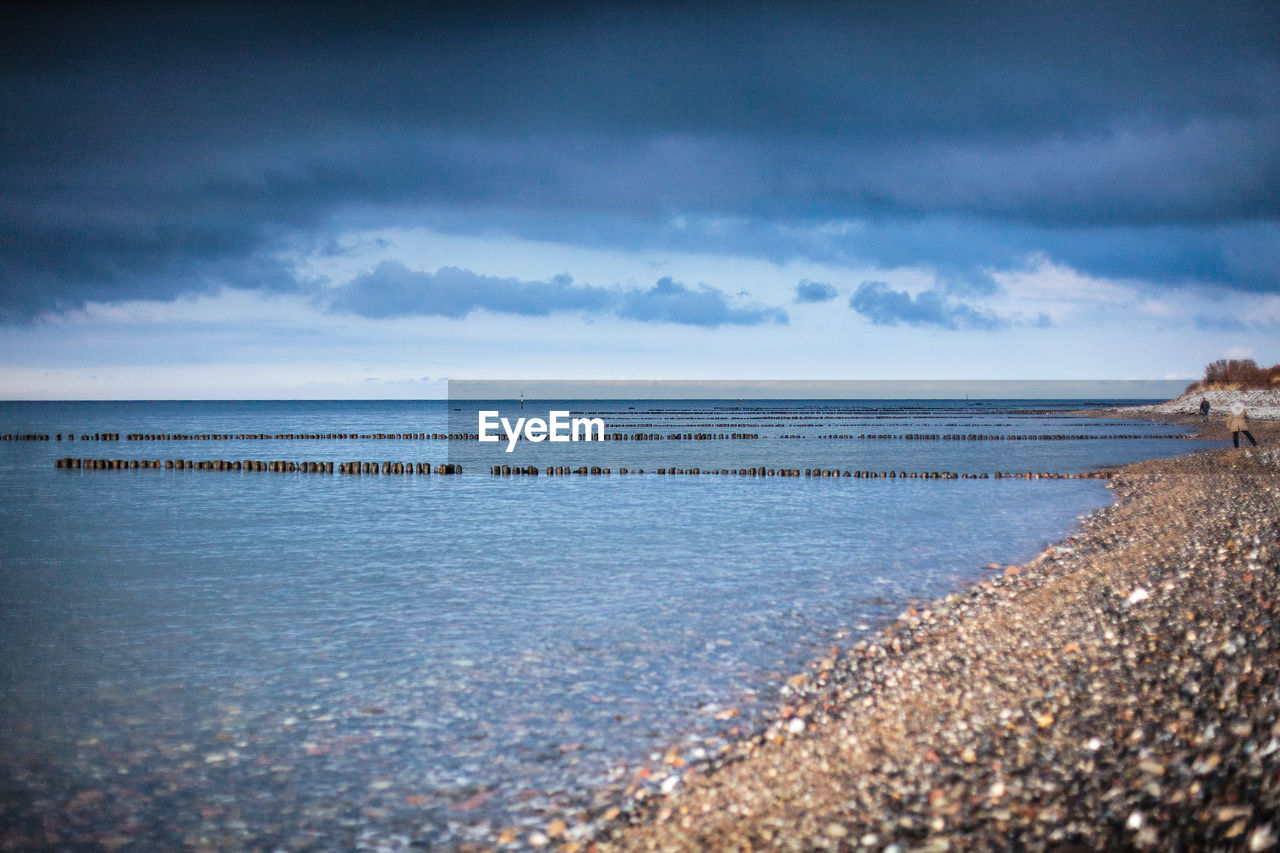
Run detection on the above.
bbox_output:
[1,1,1278,399]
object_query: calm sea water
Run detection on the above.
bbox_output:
[0,400,1213,849]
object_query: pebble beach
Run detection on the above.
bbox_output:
[586,412,1280,852]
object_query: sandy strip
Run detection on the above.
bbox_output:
[581,438,1279,851]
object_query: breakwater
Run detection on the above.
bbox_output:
[493,465,1110,479]
[801,432,1190,440]
[52,457,1111,480]
[53,458,462,474]
[9,431,1189,442]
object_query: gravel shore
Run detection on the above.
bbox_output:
[1114,389,1280,421]
[587,437,1280,851]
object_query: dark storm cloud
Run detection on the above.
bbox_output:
[849,282,1008,331]
[325,262,786,327]
[794,280,837,303]
[2,0,1278,320]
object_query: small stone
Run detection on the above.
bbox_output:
[823,823,848,838]
[1249,824,1277,851]
[527,831,549,847]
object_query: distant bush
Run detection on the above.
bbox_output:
[1192,358,1280,390]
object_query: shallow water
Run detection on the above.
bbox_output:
[0,399,1214,848]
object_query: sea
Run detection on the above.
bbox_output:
[0,399,1215,850]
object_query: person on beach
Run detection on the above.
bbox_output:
[1199,397,1210,420]
[1227,401,1258,448]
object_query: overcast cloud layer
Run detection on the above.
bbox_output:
[2,0,1278,329]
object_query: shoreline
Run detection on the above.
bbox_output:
[580,426,1279,851]
[1092,388,1280,428]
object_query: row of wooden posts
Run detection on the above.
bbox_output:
[10,432,456,442]
[54,458,461,474]
[126,433,445,441]
[52,457,1112,480]
[3,433,120,441]
[491,465,1113,480]
[14,430,1185,443]
[119,431,763,441]
[800,433,1188,441]
[20,431,765,442]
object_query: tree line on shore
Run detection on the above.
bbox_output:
[1186,358,1280,392]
